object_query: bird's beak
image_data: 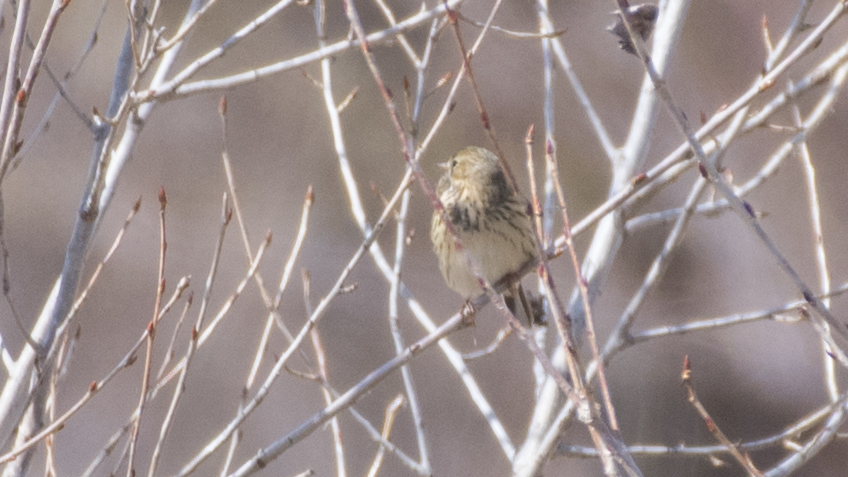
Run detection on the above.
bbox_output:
[437,161,450,170]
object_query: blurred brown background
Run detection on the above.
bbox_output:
[3,0,848,475]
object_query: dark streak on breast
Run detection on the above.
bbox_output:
[487,170,511,207]
[450,204,478,232]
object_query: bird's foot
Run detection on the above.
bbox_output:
[460,300,477,328]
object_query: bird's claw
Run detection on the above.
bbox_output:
[460,300,476,328]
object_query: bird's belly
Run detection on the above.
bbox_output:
[445,225,533,297]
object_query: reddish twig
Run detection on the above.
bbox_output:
[682,356,764,477]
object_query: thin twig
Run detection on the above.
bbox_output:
[630,282,848,342]
[792,91,837,401]
[229,303,472,477]
[147,193,231,477]
[682,356,765,477]
[126,188,169,477]
[0,0,71,180]
[136,0,464,101]
[340,0,517,462]
[175,170,412,476]
[0,279,190,466]
[614,0,848,348]
[218,96,297,346]
[366,395,405,477]
[560,394,843,457]
[305,272,347,477]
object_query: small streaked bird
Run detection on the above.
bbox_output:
[430,147,538,323]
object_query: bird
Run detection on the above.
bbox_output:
[607,3,659,56]
[430,146,539,324]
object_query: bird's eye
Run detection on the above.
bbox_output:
[450,159,457,169]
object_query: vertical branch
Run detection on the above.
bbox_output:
[0,0,71,181]
[518,2,690,475]
[147,194,231,477]
[388,186,431,472]
[546,144,620,432]
[0,24,133,465]
[218,96,296,343]
[385,4,435,471]
[765,0,814,72]
[792,98,836,401]
[365,395,405,477]
[569,0,690,338]
[126,188,168,477]
[443,0,517,191]
[536,2,616,160]
[0,0,205,448]
[175,174,408,476]
[0,8,207,454]
[305,280,347,477]
[518,5,565,469]
[341,0,522,462]
[0,0,30,179]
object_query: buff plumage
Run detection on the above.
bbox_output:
[430,147,536,303]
